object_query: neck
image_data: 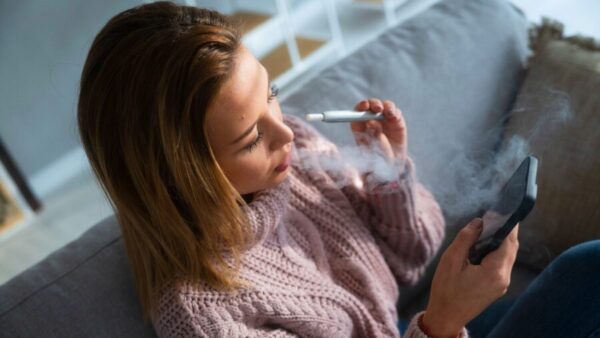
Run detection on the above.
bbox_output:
[242,193,254,204]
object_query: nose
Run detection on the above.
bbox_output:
[269,119,294,151]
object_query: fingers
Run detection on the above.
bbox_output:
[352,121,393,158]
[382,100,405,128]
[351,99,371,132]
[478,224,519,295]
[372,128,395,159]
[444,218,484,268]
[353,98,384,113]
[351,98,403,161]
[368,98,384,112]
[382,100,398,121]
[482,224,519,270]
[353,128,370,148]
[354,99,369,112]
[359,98,402,123]
[351,98,387,131]
[507,223,519,244]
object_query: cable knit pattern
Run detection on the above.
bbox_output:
[152,114,469,338]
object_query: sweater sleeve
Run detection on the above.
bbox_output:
[403,311,470,338]
[341,157,446,285]
[283,114,445,285]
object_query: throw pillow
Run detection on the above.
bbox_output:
[502,18,600,270]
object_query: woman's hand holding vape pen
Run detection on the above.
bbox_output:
[421,219,520,338]
[351,98,408,162]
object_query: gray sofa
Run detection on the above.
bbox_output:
[0,0,540,336]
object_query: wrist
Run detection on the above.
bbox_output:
[420,311,463,338]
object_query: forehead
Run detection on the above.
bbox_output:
[206,46,266,148]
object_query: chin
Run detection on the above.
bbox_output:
[268,170,289,186]
[243,169,289,195]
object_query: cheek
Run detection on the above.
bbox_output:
[221,152,271,193]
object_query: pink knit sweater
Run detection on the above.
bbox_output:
[152,114,469,338]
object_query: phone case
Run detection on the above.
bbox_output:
[468,156,538,265]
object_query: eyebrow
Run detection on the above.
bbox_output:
[229,72,271,146]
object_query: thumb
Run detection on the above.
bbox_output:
[447,218,484,264]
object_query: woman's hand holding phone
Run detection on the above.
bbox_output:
[421,218,520,338]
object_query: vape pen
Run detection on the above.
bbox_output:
[305,110,385,122]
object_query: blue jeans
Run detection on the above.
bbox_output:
[467,240,600,338]
[398,240,600,337]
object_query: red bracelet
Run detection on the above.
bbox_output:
[418,313,460,338]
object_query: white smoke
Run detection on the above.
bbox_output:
[430,86,573,222]
[292,130,408,192]
[291,86,572,225]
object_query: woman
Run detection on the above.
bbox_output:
[77,2,600,337]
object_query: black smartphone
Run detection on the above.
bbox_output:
[468,155,538,265]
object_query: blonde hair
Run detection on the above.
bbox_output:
[77,1,252,320]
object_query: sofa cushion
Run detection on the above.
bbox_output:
[281,0,530,225]
[0,216,157,338]
[501,19,600,270]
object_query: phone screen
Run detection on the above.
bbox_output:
[475,161,529,248]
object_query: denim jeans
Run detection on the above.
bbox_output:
[467,240,600,338]
[398,240,600,337]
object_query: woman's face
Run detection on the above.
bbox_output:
[206,45,294,197]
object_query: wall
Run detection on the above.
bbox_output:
[0,0,146,198]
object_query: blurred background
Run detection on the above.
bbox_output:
[0,0,598,285]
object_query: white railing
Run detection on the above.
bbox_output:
[184,0,441,92]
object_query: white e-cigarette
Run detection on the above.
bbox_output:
[305,110,385,122]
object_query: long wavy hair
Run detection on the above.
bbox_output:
[77,1,252,320]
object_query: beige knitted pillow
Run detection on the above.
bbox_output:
[502,19,600,270]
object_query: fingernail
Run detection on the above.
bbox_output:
[470,218,483,230]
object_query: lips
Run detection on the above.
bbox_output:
[275,152,291,172]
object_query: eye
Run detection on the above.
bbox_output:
[268,83,279,103]
[244,131,264,153]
